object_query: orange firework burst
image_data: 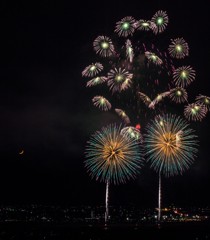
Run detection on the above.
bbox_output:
[85,124,143,184]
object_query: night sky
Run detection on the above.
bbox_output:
[0,1,210,208]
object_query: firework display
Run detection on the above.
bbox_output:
[85,124,143,184]
[82,10,207,222]
[82,10,208,124]
[144,114,198,176]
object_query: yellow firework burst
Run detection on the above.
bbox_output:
[144,114,198,176]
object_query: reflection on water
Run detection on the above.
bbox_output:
[0,222,210,239]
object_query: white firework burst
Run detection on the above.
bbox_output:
[138,92,152,107]
[151,10,169,33]
[82,63,103,77]
[121,126,143,143]
[169,87,188,103]
[145,51,163,65]
[86,76,107,87]
[126,39,134,63]
[148,91,170,109]
[115,16,136,37]
[107,68,133,93]
[184,103,207,121]
[93,36,115,57]
[136,19,152,31]
[121,77,133,91]
[92,96,111,111]
[168,38,189,59]
[115,108,131,124]
[195,94,210,111]
[173,66,196,87]
[175,130,183,148]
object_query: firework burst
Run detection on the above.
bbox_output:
[120,126,143,143]
[115,16,136,37]
[184,103,207,121]
[107,68,133,93]
[136,20,152,31]
[85,124,143,184]
[173,66,196,87]
[82,62,103,77]
[138,92,152,107]
[148,91,171,109]
[144,114,198,176]
[195,94,210,111]
[168,38,189,59]
[169,87,188,103]
[151,10,169,33]
[145,51,163,65]
[120,76,133,91]
[115,108,130,124]
[125,39,134,62]
[93,36,115,57]
[86,76,107,87]
[92,96,111,111]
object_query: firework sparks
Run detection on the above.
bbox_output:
[168,38,189,59]
[93,36,115,57]
[144,114,198,176]
[82,63,103,77]
[85,124,143,184]
[184,103,207,121]
[115,16,136,37]
[92,96,111,111]
[169,87,188,103]
[173,66,196,88]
